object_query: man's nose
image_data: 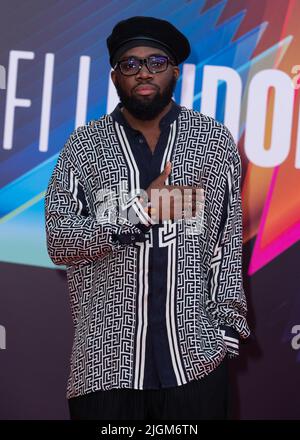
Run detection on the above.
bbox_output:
[136,63,153,79]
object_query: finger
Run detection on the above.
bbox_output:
[195,188,205,202]
[182,208,193,220]
[158,162,172,184]
[173,201,184,220]
[151,213,157,223]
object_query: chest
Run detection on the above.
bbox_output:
[142,130,160,154]
[81,118,229,220]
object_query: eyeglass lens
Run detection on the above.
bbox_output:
[119,56,168,75]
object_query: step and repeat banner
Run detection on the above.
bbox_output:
[0,0,299,419]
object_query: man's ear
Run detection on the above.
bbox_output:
[111,69,116,86]
[173,66,180,80]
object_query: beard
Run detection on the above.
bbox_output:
[114,75,177,121]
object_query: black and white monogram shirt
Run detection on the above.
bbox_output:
[45,100,250,399]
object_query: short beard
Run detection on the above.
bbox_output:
[114,76,177,121]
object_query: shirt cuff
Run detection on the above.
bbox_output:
[111,230,149,245]
[219,324,240,358]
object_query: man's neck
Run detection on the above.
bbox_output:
[121,100,173,132]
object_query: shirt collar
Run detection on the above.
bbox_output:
[110,99,181,132]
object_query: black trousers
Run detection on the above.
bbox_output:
[68,356,229,420]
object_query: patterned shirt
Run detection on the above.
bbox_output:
[45,101,250,399]
[110,101,188,389]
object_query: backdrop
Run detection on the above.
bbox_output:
[0,0,299,420]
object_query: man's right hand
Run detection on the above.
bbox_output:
[142,162,205,222]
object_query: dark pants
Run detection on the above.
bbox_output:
[68,356,229,420]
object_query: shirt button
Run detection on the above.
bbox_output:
[131,235,136,240]
[139,138,144,143]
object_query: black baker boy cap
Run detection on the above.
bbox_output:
[106,16,191,68]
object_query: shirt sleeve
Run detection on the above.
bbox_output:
[45,139,153,266]
[206,135,250,358]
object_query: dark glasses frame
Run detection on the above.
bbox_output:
[113,55,176,76]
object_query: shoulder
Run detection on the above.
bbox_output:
[179,107,237,157]
[62,115,112,153]
[180,107,231,135]
[72,114,112,137]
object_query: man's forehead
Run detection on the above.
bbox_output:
[120,46,168,59]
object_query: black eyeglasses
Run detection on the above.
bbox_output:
[114,55,175,76]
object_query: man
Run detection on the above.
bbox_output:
[45,16,250,420]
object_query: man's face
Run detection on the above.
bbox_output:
[111,46,180,120]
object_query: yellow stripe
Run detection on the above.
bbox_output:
[0,191,46,224]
